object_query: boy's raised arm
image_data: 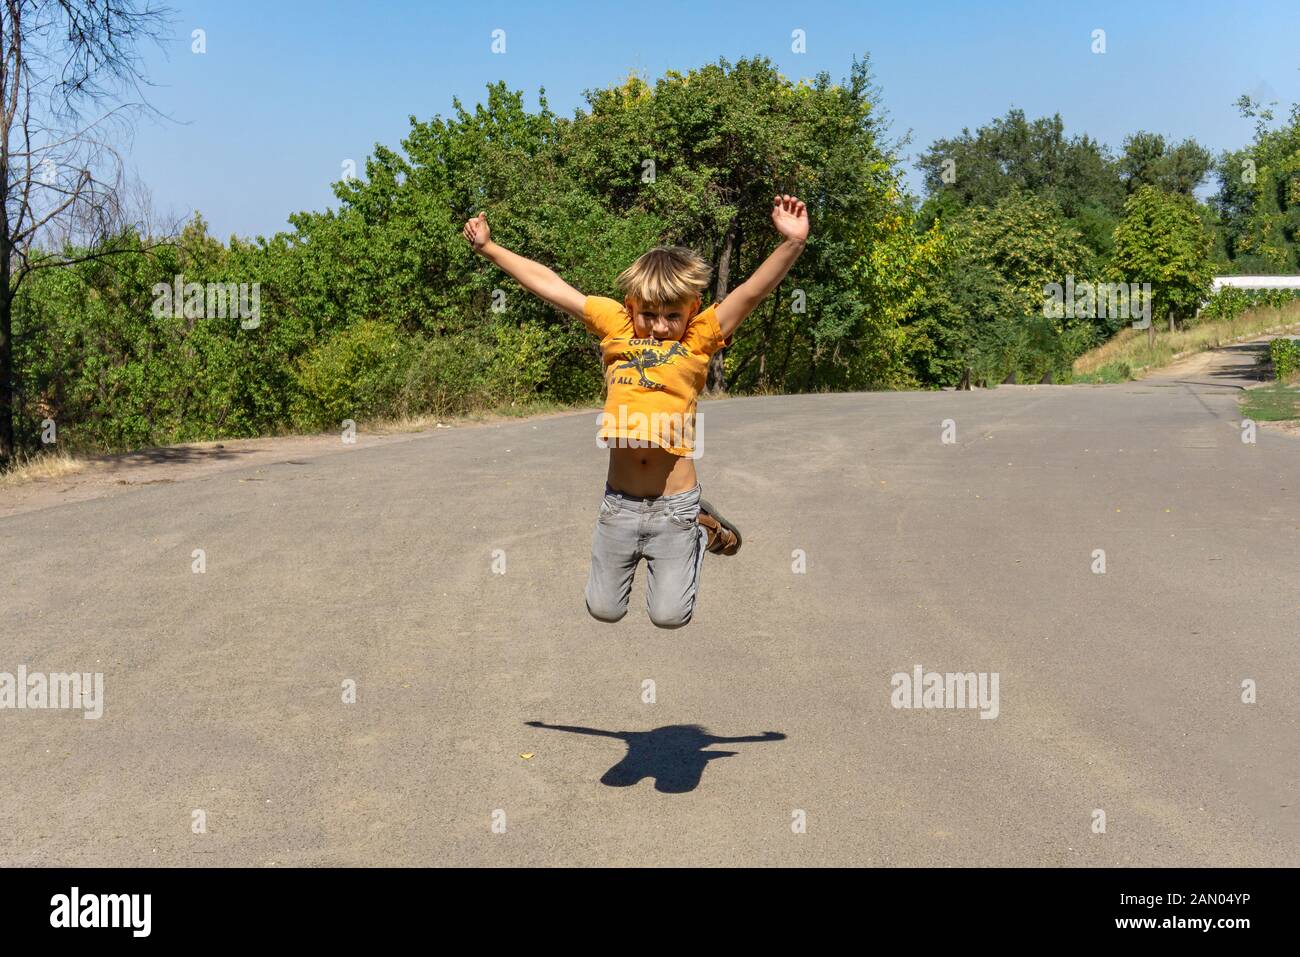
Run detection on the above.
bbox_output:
[715,195,809,339]
[463,212,587,319]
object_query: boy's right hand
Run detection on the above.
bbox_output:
[462,211,491,252]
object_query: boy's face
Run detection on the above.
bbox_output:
[627,297,698,341]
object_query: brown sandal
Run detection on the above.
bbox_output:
[698,498,741,555]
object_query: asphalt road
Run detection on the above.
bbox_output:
[2,365,1297,866]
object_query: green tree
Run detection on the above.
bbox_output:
[1118,132,1213,196]
[1110,185,1214,339]
[566,55,903,393]
[931,191,1095,382]
[10,55,1002,456]
[916,108,1126,258]
[1213,95,1300,273]
[944,191,1092,318]
[852,200,961,387]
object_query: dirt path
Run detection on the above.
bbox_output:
[1140,331,1295,389]
[1140,333,1299,436]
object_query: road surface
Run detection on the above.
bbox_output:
[2,364,1297,866]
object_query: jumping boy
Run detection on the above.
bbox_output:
[463,195,808,627]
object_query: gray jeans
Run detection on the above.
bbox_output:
[585,483,708,629]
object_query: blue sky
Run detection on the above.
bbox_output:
[128,0,1300,240]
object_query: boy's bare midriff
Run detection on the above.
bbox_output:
[606,445,697,497]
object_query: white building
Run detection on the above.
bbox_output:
[1211,275,1300,292]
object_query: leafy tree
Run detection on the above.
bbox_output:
[566,55,902,393]
[852,203,960,388]
[1212,95,1300,273]
[1118,132,1213,196]
[916,109,1126,237]
[1110,185,1214,339]
[26,57,1256,453]
[945,191,1094,321]
[917,190,1096,385]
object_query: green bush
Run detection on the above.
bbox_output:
[1197,286,1249,323]
[1264,288,1299,309]
[395,333,494,418]
[486,321,564,404]
[291,320,408,429]
[968,315,1086,386]
[1197,286,1300,325]
[1060,323,1101,370]
[1092,361,1134,383]
[1271,337,1300,381]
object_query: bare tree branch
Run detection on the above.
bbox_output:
[0,0,174,461]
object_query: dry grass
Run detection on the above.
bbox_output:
[1072,301,1300,379]
[0,449,86,488]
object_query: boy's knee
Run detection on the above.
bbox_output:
[586,595,628,624]
[648,604,693,629]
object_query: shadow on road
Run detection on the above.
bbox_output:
[526,721,786,793]
[1204,341,1273,382]
[1147,341,1274,392]
[90,444,256,468]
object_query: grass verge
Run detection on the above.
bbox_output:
[0,449,86,488]
[1241,382,1300,423]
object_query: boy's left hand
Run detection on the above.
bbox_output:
[771,194,809,243]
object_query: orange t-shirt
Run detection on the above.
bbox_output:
[582,296,730,457]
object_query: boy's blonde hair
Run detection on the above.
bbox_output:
[616,246,712,307]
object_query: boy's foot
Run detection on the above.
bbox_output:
[697,498,741,555]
